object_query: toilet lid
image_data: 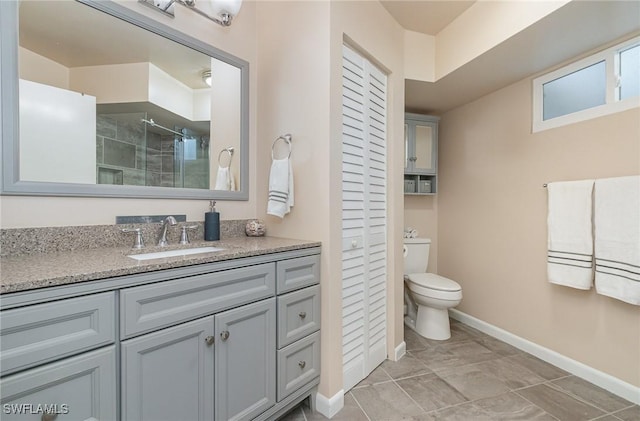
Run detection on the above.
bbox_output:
[407,273,461,292]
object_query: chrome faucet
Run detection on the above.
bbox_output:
[157,216,177,247]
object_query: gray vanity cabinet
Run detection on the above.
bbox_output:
[121,316,215,421]
[215,298,276,421]
[0,247,321,421]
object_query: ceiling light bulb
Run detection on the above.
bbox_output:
[202,70,212,87]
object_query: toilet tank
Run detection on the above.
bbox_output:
[403,238,431,274]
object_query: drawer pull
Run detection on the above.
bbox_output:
[42,413,58,421]
[205,336,215,346]
[220,330,230,341]
[299,311,307,319]
[298,360,306,369]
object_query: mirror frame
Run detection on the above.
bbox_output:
[0,0,249,200]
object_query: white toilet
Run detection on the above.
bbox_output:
[404,238,462,340]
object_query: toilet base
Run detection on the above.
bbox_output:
[415,305,451,340]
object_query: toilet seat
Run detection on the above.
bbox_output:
[407,273,461,291]
[406,273,462,301]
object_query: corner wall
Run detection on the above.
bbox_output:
[437,75,640,387]
[255,0,406,405]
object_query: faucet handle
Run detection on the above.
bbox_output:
[179,225,199,245]
[121,228,145,249]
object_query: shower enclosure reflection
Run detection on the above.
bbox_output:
[96,112,210,189]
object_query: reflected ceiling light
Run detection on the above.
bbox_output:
[139,0,242,27]
[202,70,212,87]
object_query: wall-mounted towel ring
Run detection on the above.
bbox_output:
[271,134,292,160]
[218,147,234,168]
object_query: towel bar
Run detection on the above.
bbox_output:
[272,134,292,160]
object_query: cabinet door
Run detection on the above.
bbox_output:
[412,121,437,174]
[215,298,275,421]
[121,316,214,421]
[0,346,116,421]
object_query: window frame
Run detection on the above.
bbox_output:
[532,36,640,133]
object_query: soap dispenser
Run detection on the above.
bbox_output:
[204,200,220,241]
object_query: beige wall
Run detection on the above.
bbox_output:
[404,195,438,273]
[255,0,405,401]
[437,74,640,387]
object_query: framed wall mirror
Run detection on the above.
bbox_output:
[0,0,249,199]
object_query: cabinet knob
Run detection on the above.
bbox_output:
[298,360,306,369]
[41,414,58,421]
[220,330,230,341]
[351,240,357,249]
[205,336,215,346]
[299,311,307,319]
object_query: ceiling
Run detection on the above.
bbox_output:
[381,0,640,115]
[380,0,475,35]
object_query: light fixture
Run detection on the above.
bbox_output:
[138,0,242,27]
[202,70,212,87]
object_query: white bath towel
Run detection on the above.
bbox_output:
[214,165,235,191]
[594,175,640,305]
[267,158,294,218]
[547,179,595,289]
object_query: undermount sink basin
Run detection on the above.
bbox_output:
[128,246,225,261]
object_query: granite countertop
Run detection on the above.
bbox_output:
[0,237,321,294]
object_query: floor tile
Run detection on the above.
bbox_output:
[516,384,606,421]
[506,353,570,381]
[381,353,433,380]
[473,392,557,420]
[550,376,633,413]
[436,364,511,401]
[612,405,640,421]
[413,340,499,371]
[351,380,425,420]
[405,328,429,351]
[472,357,547,389]
[427,402,494,421]
[592,416,624,421]
[396,374,468,412]
[303,393,369,421]
[471,335,523,357]
[354,364,392,388]
[278,405,306,421]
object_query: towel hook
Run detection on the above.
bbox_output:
[271,134,292,160]
[218,147,234,168]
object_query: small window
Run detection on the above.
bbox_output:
[533,36,639,132]
[619,44,640,100]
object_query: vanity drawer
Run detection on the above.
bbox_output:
[277,331,320,401]
[277,285,320,348]
[276,254,320,294]
[0,346,117,421]
[120,262,275,339]
[0,292,115,376]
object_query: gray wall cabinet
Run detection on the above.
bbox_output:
[404,113,440,195]
[0,247,321,421]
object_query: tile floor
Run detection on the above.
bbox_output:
[279,319,639,421]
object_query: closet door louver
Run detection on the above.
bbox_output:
[341,44,387,392]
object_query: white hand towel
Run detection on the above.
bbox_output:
[594,175,640,305]
[214,165,235,191]
[547,179,595,289]
[267,158,294,218]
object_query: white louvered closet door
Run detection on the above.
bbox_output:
[341,44,387,392]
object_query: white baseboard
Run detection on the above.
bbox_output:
[394,341,406,361]
[449,309,640,405]
[315,389,344,419]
